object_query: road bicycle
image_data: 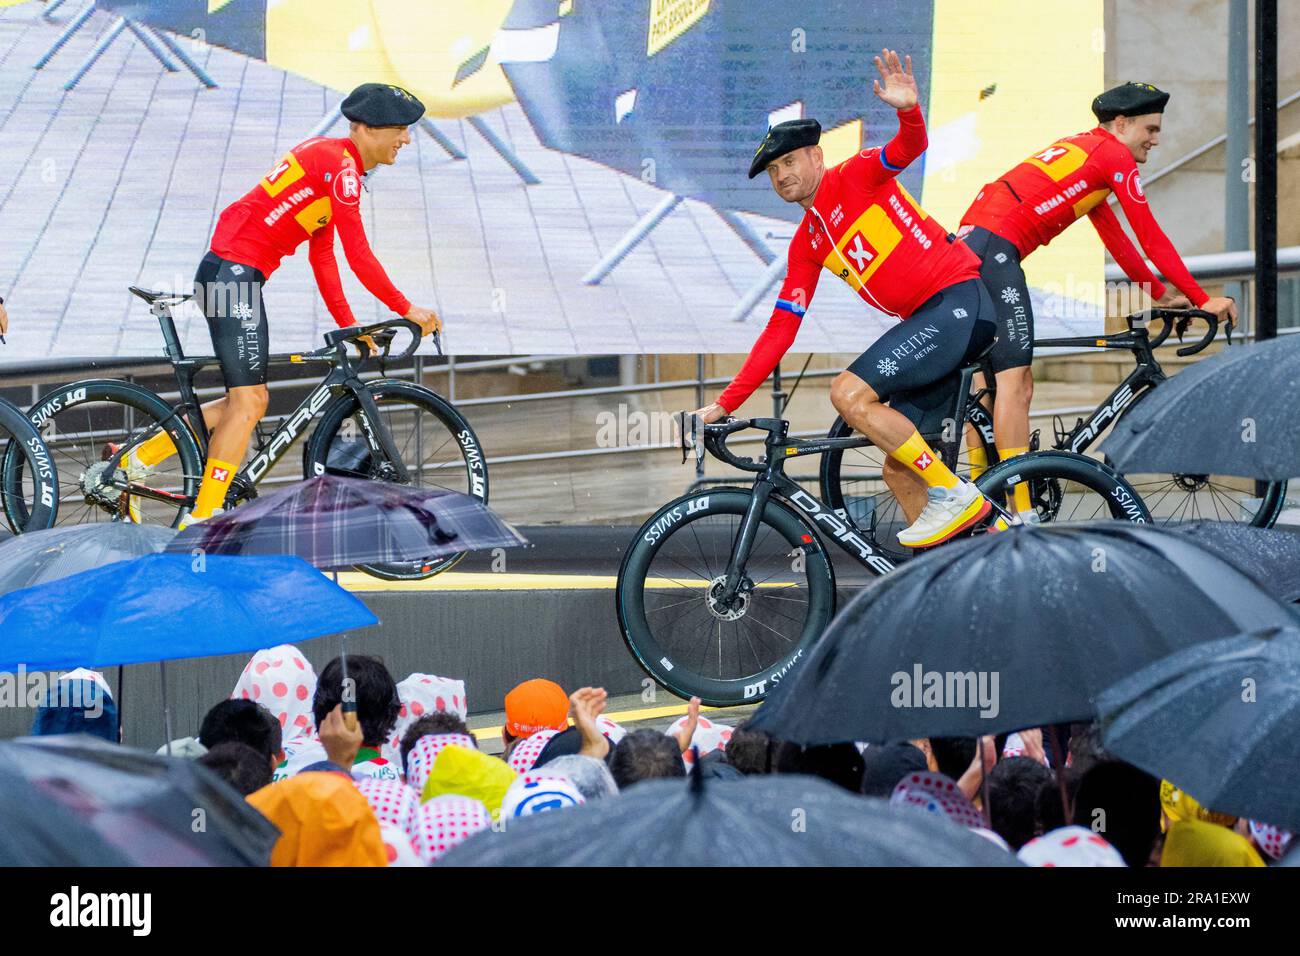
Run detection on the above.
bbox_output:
[615,341,1151,705]
[820,308,1285,566]
[10,286,488,579]
[0,395,58,534]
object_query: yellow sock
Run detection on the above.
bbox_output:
[968,444,988,481]
[1002,446,1031,512]
[889,431,960,490]
[192,458,236,519]
[135,429,178,468]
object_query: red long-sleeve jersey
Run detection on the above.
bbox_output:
[718,106,980,413]
[210,136,411,327]
[960,126,1207,306]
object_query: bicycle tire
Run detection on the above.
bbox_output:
[976,450,1152,524]
[616,487,837,706]
[12,380,202,529]
[820,411,997,565]
[303,379,488,580]
[0,397,58,533]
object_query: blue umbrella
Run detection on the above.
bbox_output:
[0,552,376,671]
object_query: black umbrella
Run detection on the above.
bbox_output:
[438,772,1018,866]
[1096,626,1300,833]
[1163,521,1300,603]
[1102,332,1300,481]
[167,475,526,571]
[0,523,175,596]
[748,523,1298,744]
[0,735,279,865]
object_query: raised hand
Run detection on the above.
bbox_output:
[872,48,918,111]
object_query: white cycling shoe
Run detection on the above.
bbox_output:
[897,481,993,549]
[178,507,223,533]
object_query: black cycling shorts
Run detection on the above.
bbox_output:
[845,277,998,437]
[961,225,1033,372]
[194,251,269,388]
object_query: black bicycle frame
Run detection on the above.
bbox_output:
[1032,328,1165,457]
[112,298,411,509]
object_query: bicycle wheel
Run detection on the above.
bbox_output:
[976,450,1151,524]
[1102,468,1287,528]
[11,380,203,529]
[0,397,58,533]
[820,409,996,565]
[304,379,488,580]
[615,488,837,706]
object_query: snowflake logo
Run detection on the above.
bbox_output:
[1000,287,1021,305]
[232,302,254,322]
[876,357,899,378]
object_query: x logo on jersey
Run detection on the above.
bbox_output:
[845,233,874,272]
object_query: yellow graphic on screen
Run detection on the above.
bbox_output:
[647,0,712,57]
[819,119,863,169]
[265,0,517,119]
[922,0,1105,321]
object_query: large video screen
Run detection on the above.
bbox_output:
[0,0,1104,360]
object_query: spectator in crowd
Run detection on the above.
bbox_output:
[312,656,401,779]
[501,678,569,762]
[400,711,476,772]
[987,756,1052,850]
[540,754,618,801]
[725,721,775,775]
[860,742,930,797]
[199,742,273,796]
[198,699,284,775]
[1072,761,1162,867]
[610,729,686,790]
[1035,768,1081,834]
[929,736,976,782]
[775,741,866,793]
[246,771,387,867]
[1161,819,1265,867]
[232,644,317,743]
[31,670,119,743]
[421,744,517,815]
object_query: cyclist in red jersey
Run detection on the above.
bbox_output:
[126,84,443,528]
[692,50,998,549]
[958,81,1237,524]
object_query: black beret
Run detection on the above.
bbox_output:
[341,83,426,127]
[748,118,822,179]
[1092,81,1170,122]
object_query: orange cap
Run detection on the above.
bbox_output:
[504,678,569,739]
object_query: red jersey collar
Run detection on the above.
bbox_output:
[342,136,365,171]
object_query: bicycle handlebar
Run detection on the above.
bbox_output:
[1139,308,1221,357]
[324,318,425,367]
[703,418,764,472]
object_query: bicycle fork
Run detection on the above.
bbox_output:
[718,478,776,606]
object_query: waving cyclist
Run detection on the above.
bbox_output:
[126,83,442,529]
[958,81,1238,525]
[692,50,998,549]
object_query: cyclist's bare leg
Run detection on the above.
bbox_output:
[882,456,927,523]
[992,366,1033,453]
[207,385,266,467]
[134,396,228,467]
[831,371,943,523]
[190,384,267,518]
